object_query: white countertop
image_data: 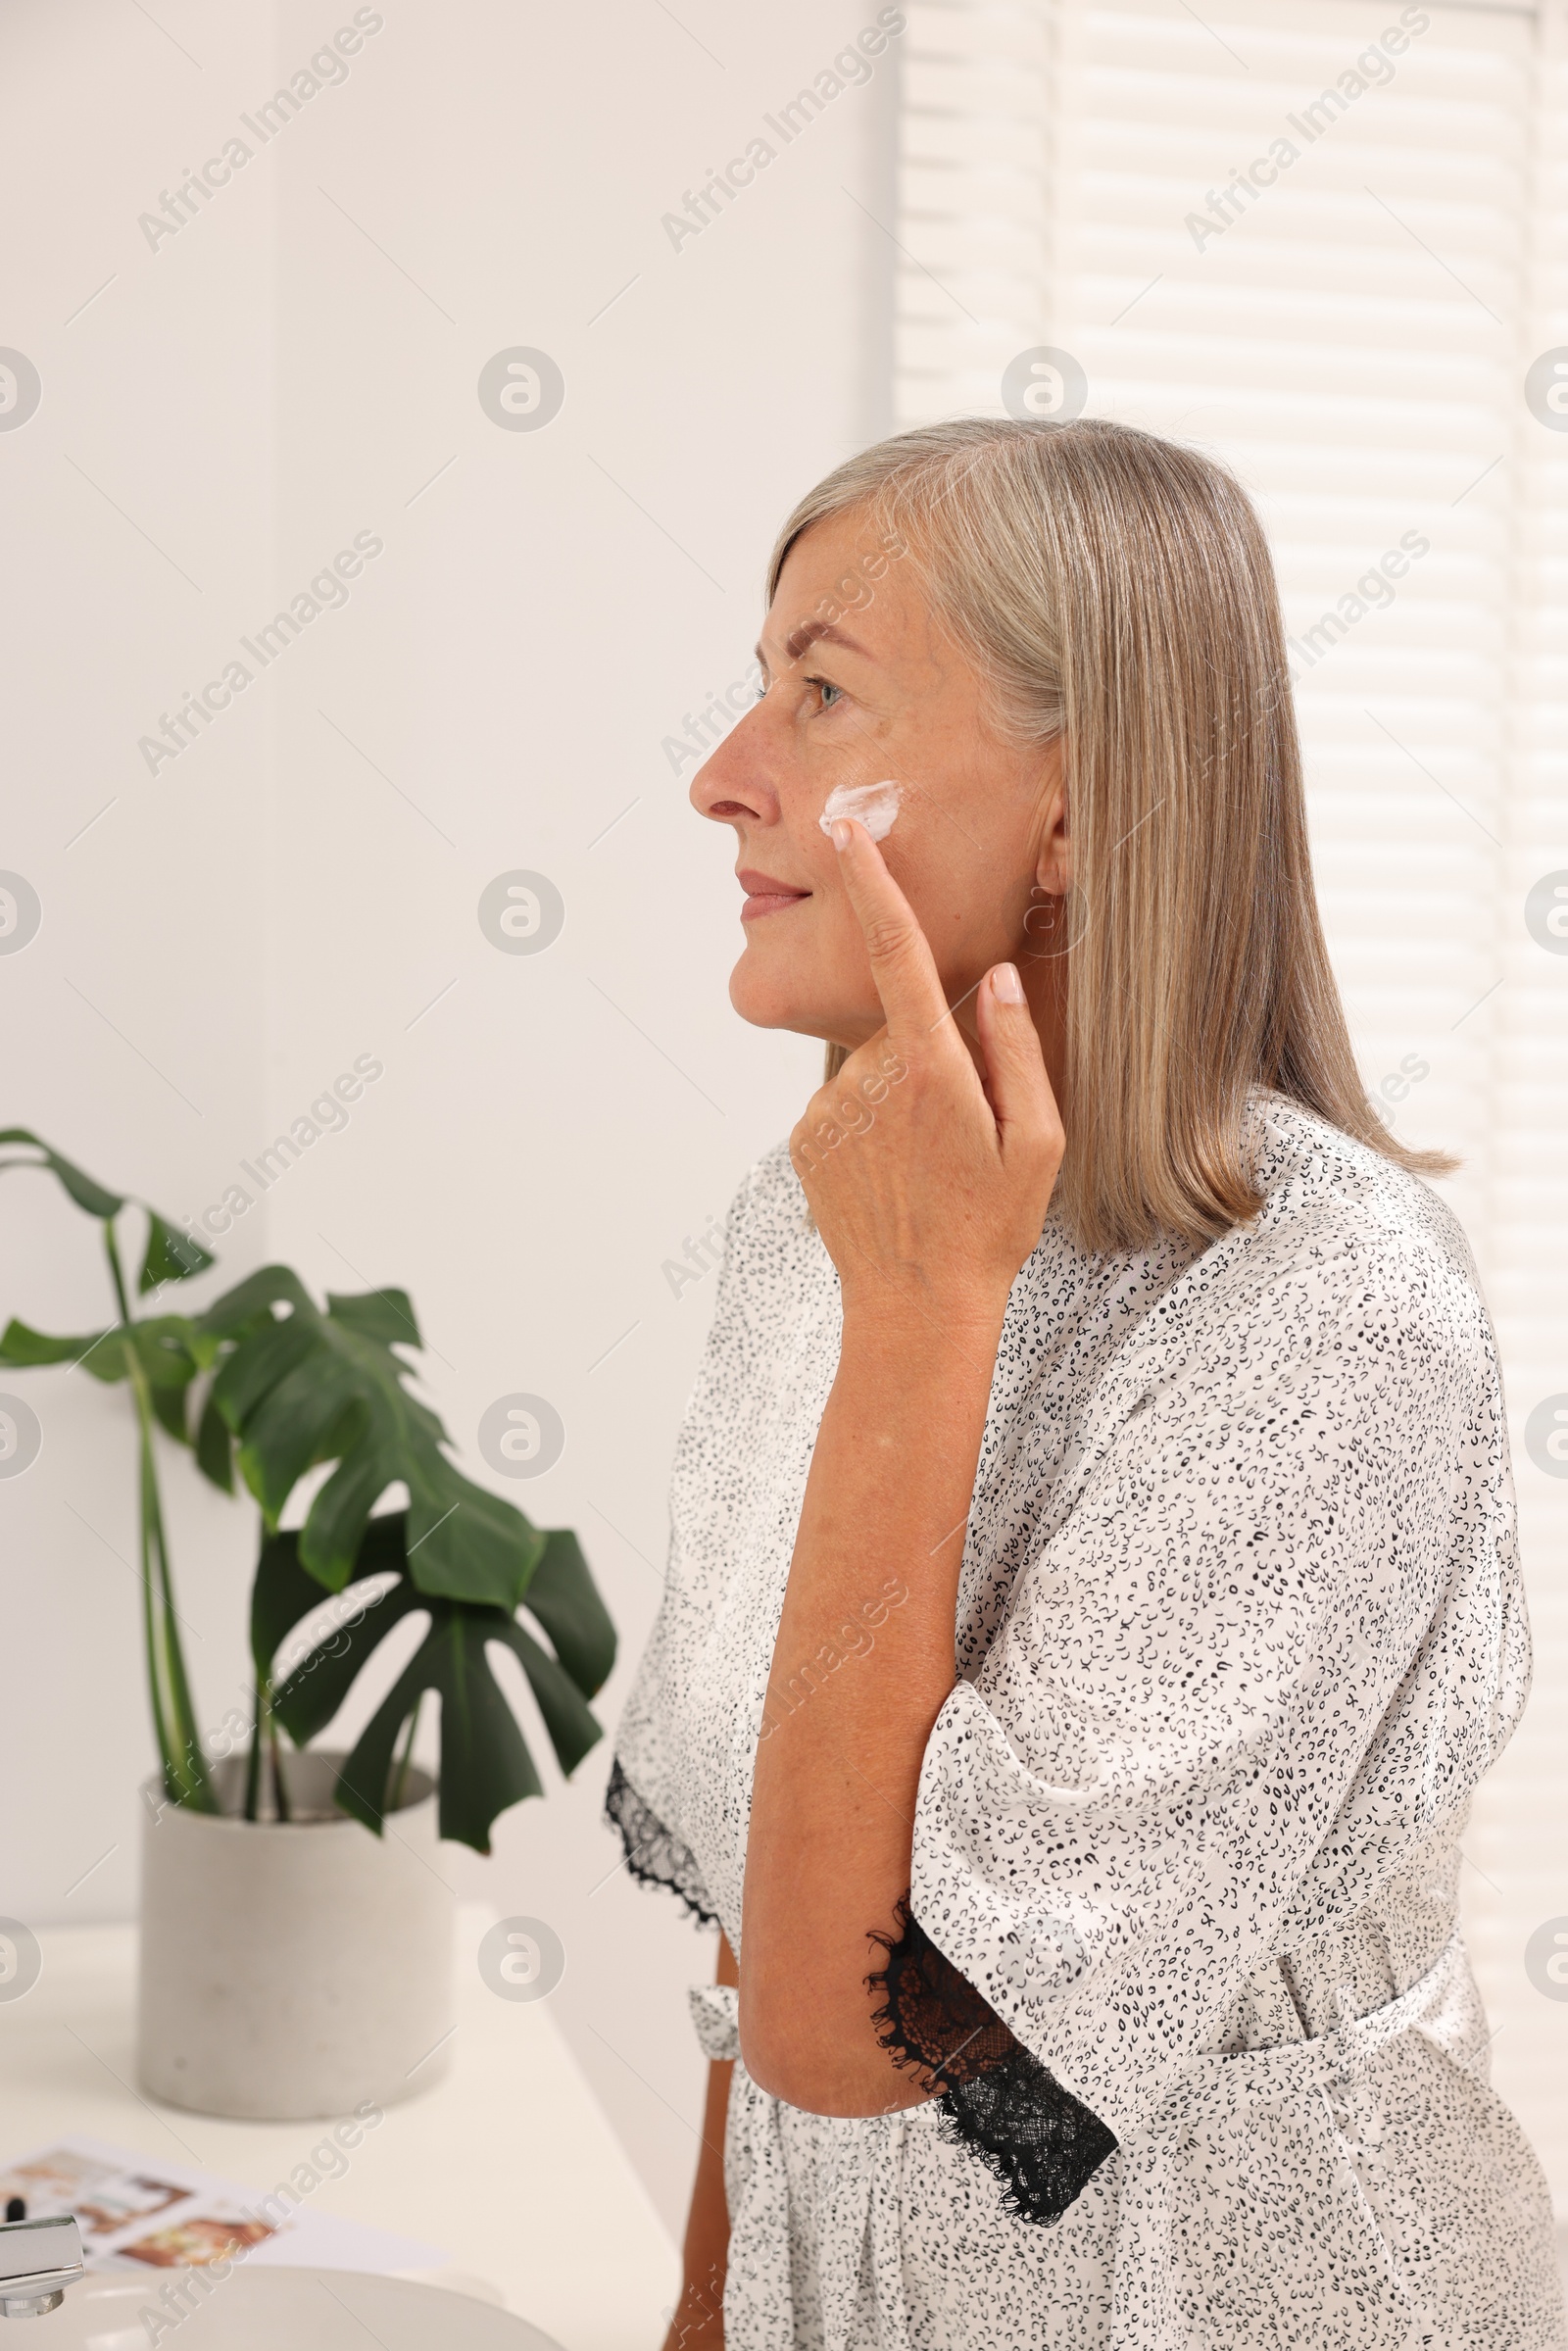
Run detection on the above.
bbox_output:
[0,1912,678,2351]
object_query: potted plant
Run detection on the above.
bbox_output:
[0,1128,615,2119]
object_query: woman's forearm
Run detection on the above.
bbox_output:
[739,821,1061,2113]
[739,1295,1005,2114]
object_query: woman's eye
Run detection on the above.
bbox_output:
[809,675,844,710]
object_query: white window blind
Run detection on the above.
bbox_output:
[896,0,1568,2202]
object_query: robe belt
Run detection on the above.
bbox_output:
[689,1979,742,2062]
[1143,1927,1472,2128]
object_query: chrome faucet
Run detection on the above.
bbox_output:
[0,2215,86,2318]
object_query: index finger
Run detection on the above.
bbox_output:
[828,812,962,1052]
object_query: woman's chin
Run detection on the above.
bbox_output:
[728,955,802,1032]
[727,952,835,1039]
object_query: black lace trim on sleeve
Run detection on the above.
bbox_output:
[604,1757,719,1929]
[867,1896,1117,2227]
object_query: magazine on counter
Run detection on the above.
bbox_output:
[0,2133,445,2275]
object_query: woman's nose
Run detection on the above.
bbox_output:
[690,708,780,824]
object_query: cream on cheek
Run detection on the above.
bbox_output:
[817,779,903,843]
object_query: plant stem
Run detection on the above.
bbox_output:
[136,1446,176,1800]
[270,1718,292,1823]
[244,1665,265,1824]
[105,1222,215,1813]
[390,1693,422,1814]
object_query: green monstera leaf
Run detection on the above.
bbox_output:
[265,1514,614,1852]
[193,1268,556,1613]
[0,1127,213,1295]
[0,1133,216,1447]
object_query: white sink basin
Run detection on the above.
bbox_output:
[25,2268,564,2348]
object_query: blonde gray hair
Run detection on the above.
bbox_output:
[767,416,1449,1253]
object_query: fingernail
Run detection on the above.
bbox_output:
[991,963,1025,1004]
[830,818,853,852]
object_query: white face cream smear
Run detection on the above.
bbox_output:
[818,780,903,843]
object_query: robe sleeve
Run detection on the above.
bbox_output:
[604,1155,777,1935]
[907,1207,1523,2148]
[868,1894,1118,2223]
[605,1751,719,1928]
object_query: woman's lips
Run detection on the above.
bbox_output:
[738,869,809,923]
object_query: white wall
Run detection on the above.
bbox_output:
[0,0,897,2243]
[0,0,279,1969]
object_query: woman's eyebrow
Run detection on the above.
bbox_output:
[756,617,875,669]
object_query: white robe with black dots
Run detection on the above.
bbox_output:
[612,1095,1565,2351]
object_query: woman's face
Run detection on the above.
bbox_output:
[691,506,1068,1052]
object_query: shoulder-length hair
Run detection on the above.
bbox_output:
[768,416,1450,1254]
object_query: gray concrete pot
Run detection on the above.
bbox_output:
[137,1751,454,2121]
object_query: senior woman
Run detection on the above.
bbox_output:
[607,418,1563,2351]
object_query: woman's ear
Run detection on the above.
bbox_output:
[1033,746,1071,900]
